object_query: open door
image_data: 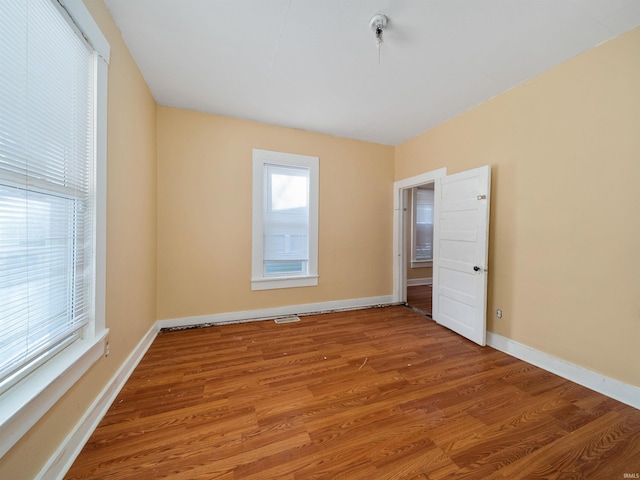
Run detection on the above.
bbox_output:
[432,165,491,346]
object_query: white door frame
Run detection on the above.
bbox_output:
[393,168,447,304]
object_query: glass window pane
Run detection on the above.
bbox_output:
[271,173,308,211]
[263,164,310,276]
[413,187,434,262]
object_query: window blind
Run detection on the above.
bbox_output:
[414,188,434,261]
[0,0,95,392]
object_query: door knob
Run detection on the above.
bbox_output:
[473,266,480,272]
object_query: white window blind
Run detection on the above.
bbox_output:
[0,0,95,393]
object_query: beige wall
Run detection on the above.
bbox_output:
[0,1,158,478]
[407,264,432,281]
[396,27,640,387]
[157,107,395,320]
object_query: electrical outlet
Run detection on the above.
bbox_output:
[496,309,503,318]
[105,340,110,357]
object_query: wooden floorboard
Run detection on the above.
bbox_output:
[65,306,640,479]
[407,285,432,317]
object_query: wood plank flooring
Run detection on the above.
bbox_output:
[407,285,432,317]
[65,306,640,479]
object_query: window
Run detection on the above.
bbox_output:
[411,186,434,267]
[0,0,109,456]
[252,149,319,290]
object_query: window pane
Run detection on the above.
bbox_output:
[267,164,309,213]
[263,164,310,276]
[415,223,433,260]
[271,173,308,211]
[413,187,434,262]
[0,185,84,373]
[265,261,305,276]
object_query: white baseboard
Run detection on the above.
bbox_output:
[487,332,640,410]
[407,277,432,287]
[157,295,395,330]
[38,323,159,480]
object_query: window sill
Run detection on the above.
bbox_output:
[0,329,108,458]
[251,275,319,291]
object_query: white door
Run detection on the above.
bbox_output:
[432,165,491,346]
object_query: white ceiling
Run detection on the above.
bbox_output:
[104,0,640,146]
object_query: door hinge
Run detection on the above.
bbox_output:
[477,195,486,200]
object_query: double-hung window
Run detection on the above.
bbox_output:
[0,0,109,457]
[252,149,319,290]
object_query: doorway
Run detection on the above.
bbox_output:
[405,183,434,317]
[392,167,446,308]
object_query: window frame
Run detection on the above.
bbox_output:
[0,0,109,458]
[251,149,319,291]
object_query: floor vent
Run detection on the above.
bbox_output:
[274,316,301,324]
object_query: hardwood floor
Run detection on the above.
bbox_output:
[407,284,432,316]
[65,306,640,479]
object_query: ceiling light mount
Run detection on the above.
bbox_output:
[369,14,389,63]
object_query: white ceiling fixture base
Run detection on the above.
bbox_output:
[369,14,389,64]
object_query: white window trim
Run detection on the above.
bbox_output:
[252,149,319,291]
[0,0,109,458]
